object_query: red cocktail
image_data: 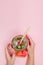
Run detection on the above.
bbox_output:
[8,35,29,57]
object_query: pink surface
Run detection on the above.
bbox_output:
[0,0,43,65]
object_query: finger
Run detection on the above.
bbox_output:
[11,54,16,65]
[12,54,15,61]
[27,44,30,51]
[8,43,15,55]
[5,47,11,61]
[12,50,16,61]
[12,50,15,60]
[28,35,35,47]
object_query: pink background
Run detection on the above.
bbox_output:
[0,0,43,65]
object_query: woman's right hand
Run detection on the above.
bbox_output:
[26,35,35,65]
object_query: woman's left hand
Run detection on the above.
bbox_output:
[5,47,15,65]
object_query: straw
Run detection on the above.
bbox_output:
[20,27,30,44]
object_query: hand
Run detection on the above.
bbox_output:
[5,47,15,65]
[26,35,35,65]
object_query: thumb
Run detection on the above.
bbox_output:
[5,47,11,61]
[11,54,16,65]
